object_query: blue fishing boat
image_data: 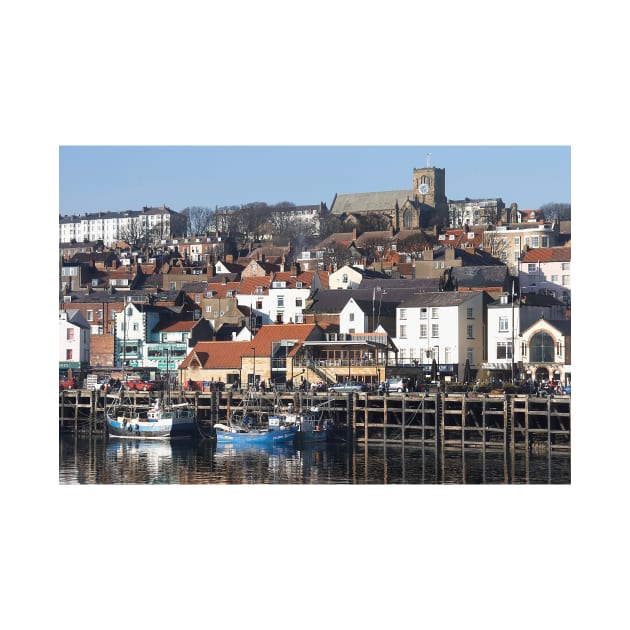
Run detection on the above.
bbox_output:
[213,414,298,445]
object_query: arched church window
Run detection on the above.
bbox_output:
[403,209,413,229]
[529,332,555,363]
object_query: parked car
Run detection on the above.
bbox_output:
[133,380,161,392]
[59,377,77,390]
[380,377,409,393]
[329,380,366,393]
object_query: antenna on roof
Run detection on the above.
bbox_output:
[426,152,432,168]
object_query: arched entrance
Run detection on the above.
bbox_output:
[535,366,549,382]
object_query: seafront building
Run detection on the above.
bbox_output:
[58,162,571,389]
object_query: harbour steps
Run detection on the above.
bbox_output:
[59,389,570,452]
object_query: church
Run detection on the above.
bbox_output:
[330,165,449,230]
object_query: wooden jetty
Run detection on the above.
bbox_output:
[59,388,570,452]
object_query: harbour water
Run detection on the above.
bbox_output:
[59,434,570,484]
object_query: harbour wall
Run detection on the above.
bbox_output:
[59,388,570,452]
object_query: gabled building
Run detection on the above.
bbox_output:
[179,340,254,390]
[519,246,571,305]
[483,291,568,382]
[59,309,91,376]
[235,276,273,331]
[393,291,485,381]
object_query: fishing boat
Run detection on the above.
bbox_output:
[213,414,298,445]
[213,393,298,445]
[271,404,334,444]
[105,388,198,440]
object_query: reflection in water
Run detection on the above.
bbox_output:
[60,434,570,484]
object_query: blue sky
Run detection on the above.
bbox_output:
[58,145,570,215]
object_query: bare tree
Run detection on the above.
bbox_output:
[181,206,213,235]
[540,202,571,221]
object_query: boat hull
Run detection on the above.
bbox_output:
[295,428,329,444]
[214,425,298,445]
[106,415,197,439]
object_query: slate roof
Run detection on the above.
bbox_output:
[331,190,415,215]
[399,292,480,308]
[450,265,510,289]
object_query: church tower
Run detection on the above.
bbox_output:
[413,162,448,227]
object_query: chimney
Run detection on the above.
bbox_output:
[423,247,433,261]
[226,255,233,263]
[222,276,227,285]
[352,228,357,240]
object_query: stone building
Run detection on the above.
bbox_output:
[330,166,448,230]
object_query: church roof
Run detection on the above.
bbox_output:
[331,190,415,215]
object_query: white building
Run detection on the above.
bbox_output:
[59,206,187,247]
[59,309,91,372]
[519,247,571,305]
[339,297,369,334]
[484,293,521,378]
[393,292,485,380]
[328,265,366,290]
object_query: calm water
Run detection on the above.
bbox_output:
[59,434,570,484]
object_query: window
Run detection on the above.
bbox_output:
[532,236,539,248]
[420,324,427,338]
[296,298,303,308]
[562,275,569,286]
[467,324,474,339]
[496,341,513,359]
[541,236,549,247]
[97,309,103,320]
[431,324,439,338]
[400,309,407,320]
[256,300,263,309]
[551,275,559,283]
[66,328,74,340]
[66,349,73,360]
[277,295,284,308]
[499,317,509,332]
[514,236,520,247]
[349,312,354,321]
[420,308,428,319]
[467,348,474,364]
[169,282,176,290]
[530,332,555,362]
[206,305,211,313]
[342,274,348,284]
[466,307,473,319]
[528,263,537,273]
[87,310,93,322]
[562,262,570,271]
[431,308,439,319]
[399,325,407,338]
[133,322,139,332]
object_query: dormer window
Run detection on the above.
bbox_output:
[255,286,263,295]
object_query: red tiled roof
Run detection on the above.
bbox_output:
[521,247,571,263]
[205,281,241,298]
[180,341,252,369]
[239,276,272,294]
[247,323,317,357]
[272,270,316,288]
[157,320,196,333]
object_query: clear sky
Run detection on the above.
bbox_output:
[59,145,570,215]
